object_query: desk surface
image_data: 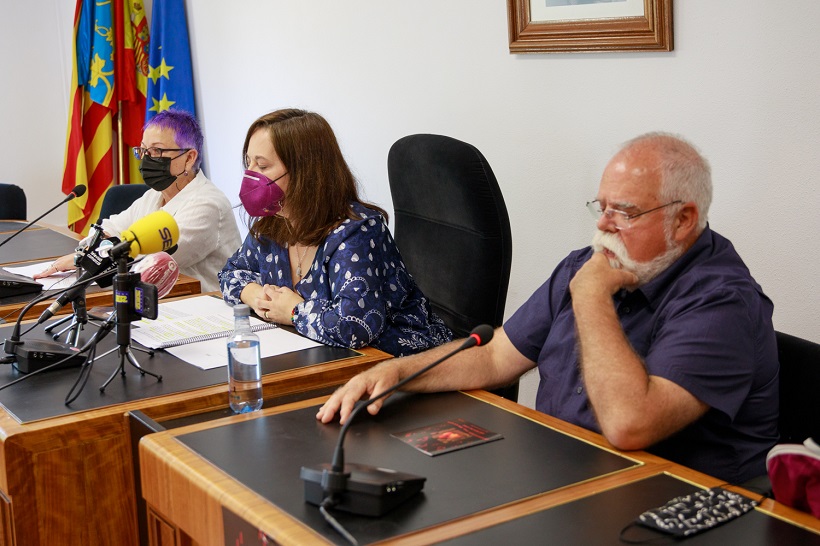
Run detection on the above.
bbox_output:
[179,391,636,543]
[442,473,820,545]
[0,225,79,265]
[0,220,39,233]
[0,319,358,423]
[139,392,820,546]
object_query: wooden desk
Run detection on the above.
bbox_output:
[0,317,390,545]
[139,391,820,546]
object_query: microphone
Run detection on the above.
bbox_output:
[35,238,121,324]
[300,324,494,517]
[0,185,87,249]
[109,210,179,259]
[132,251,179,298]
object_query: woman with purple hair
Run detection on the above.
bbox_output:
[37,109,241,292]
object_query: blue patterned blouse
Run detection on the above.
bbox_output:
[219,203,453,356]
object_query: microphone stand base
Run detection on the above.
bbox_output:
[300,462,425,517]
[13,340,86,373]
[97,343,161,392]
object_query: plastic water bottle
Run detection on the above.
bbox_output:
[227,304,263,413]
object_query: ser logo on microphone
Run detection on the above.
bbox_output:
[159,227,174,251]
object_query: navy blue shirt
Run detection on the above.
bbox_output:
[505,226,779,483]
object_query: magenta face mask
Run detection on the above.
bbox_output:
[239,170,287,216]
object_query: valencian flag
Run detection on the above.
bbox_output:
[145,0,197,122]
[62,0,150,235]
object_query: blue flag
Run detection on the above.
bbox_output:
[145,0,196,121]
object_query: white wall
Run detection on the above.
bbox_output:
[3,1,819,408]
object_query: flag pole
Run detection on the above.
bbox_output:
[116,106,124,186]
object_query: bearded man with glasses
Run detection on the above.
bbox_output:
[318,132,779,485]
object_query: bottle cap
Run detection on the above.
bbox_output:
[233,303,251,317]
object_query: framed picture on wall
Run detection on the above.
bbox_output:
[507,0,673,53]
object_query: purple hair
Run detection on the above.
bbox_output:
[144,110,204,171]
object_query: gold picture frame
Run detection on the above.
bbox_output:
[507,0,673,53]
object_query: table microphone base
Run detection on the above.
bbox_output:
[300,462,426,517]
[14,340,86,373]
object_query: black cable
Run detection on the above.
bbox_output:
[319,498,358,546]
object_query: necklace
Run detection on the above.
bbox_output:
[294,244,309,280]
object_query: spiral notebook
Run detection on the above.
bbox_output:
[130,295,276,350]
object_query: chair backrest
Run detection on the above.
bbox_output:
[388,134,515,398]
[775,331,820,444]
[96,184,150,224]
[388,134,512,337]
[0,183,27,220]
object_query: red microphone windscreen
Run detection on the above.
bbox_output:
[470,324,494,346]
[133,251,179,298]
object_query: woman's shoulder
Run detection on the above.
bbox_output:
[331,203,387,233]
[322,203,388,251]
[350,202,387,222]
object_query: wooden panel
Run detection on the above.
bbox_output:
[0,489,15,546]
[5,412,137,544]
[148,509,179,546]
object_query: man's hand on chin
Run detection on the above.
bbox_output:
[570,252,639,301]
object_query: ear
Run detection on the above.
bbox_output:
[184,149,198,172]
[671,202,699,243]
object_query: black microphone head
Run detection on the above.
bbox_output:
[69,185,87,198]
[469,324,494,346]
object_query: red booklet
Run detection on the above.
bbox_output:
[391,418,503,456]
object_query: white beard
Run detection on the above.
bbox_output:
[591,230,684,286]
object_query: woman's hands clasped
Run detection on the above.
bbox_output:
[249,283,304,324]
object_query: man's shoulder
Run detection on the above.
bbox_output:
[685,228,758,285]
[660,228,770,313]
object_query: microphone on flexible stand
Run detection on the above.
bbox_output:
[0,185,87,249]
[300,324,495,518]
[35,238,121,325]
[108,210,179,259]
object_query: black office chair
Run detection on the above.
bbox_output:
[775,331,820,444]
[388,134,516,400]
[742,330,819,495]
[0,183,27,220]
[96,184,150,224]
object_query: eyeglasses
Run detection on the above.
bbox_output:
[586,199,682,230]
[132,146,191,160]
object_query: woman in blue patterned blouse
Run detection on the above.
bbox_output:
[219,109,453,356]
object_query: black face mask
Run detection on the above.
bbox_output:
[139,155,181,191]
